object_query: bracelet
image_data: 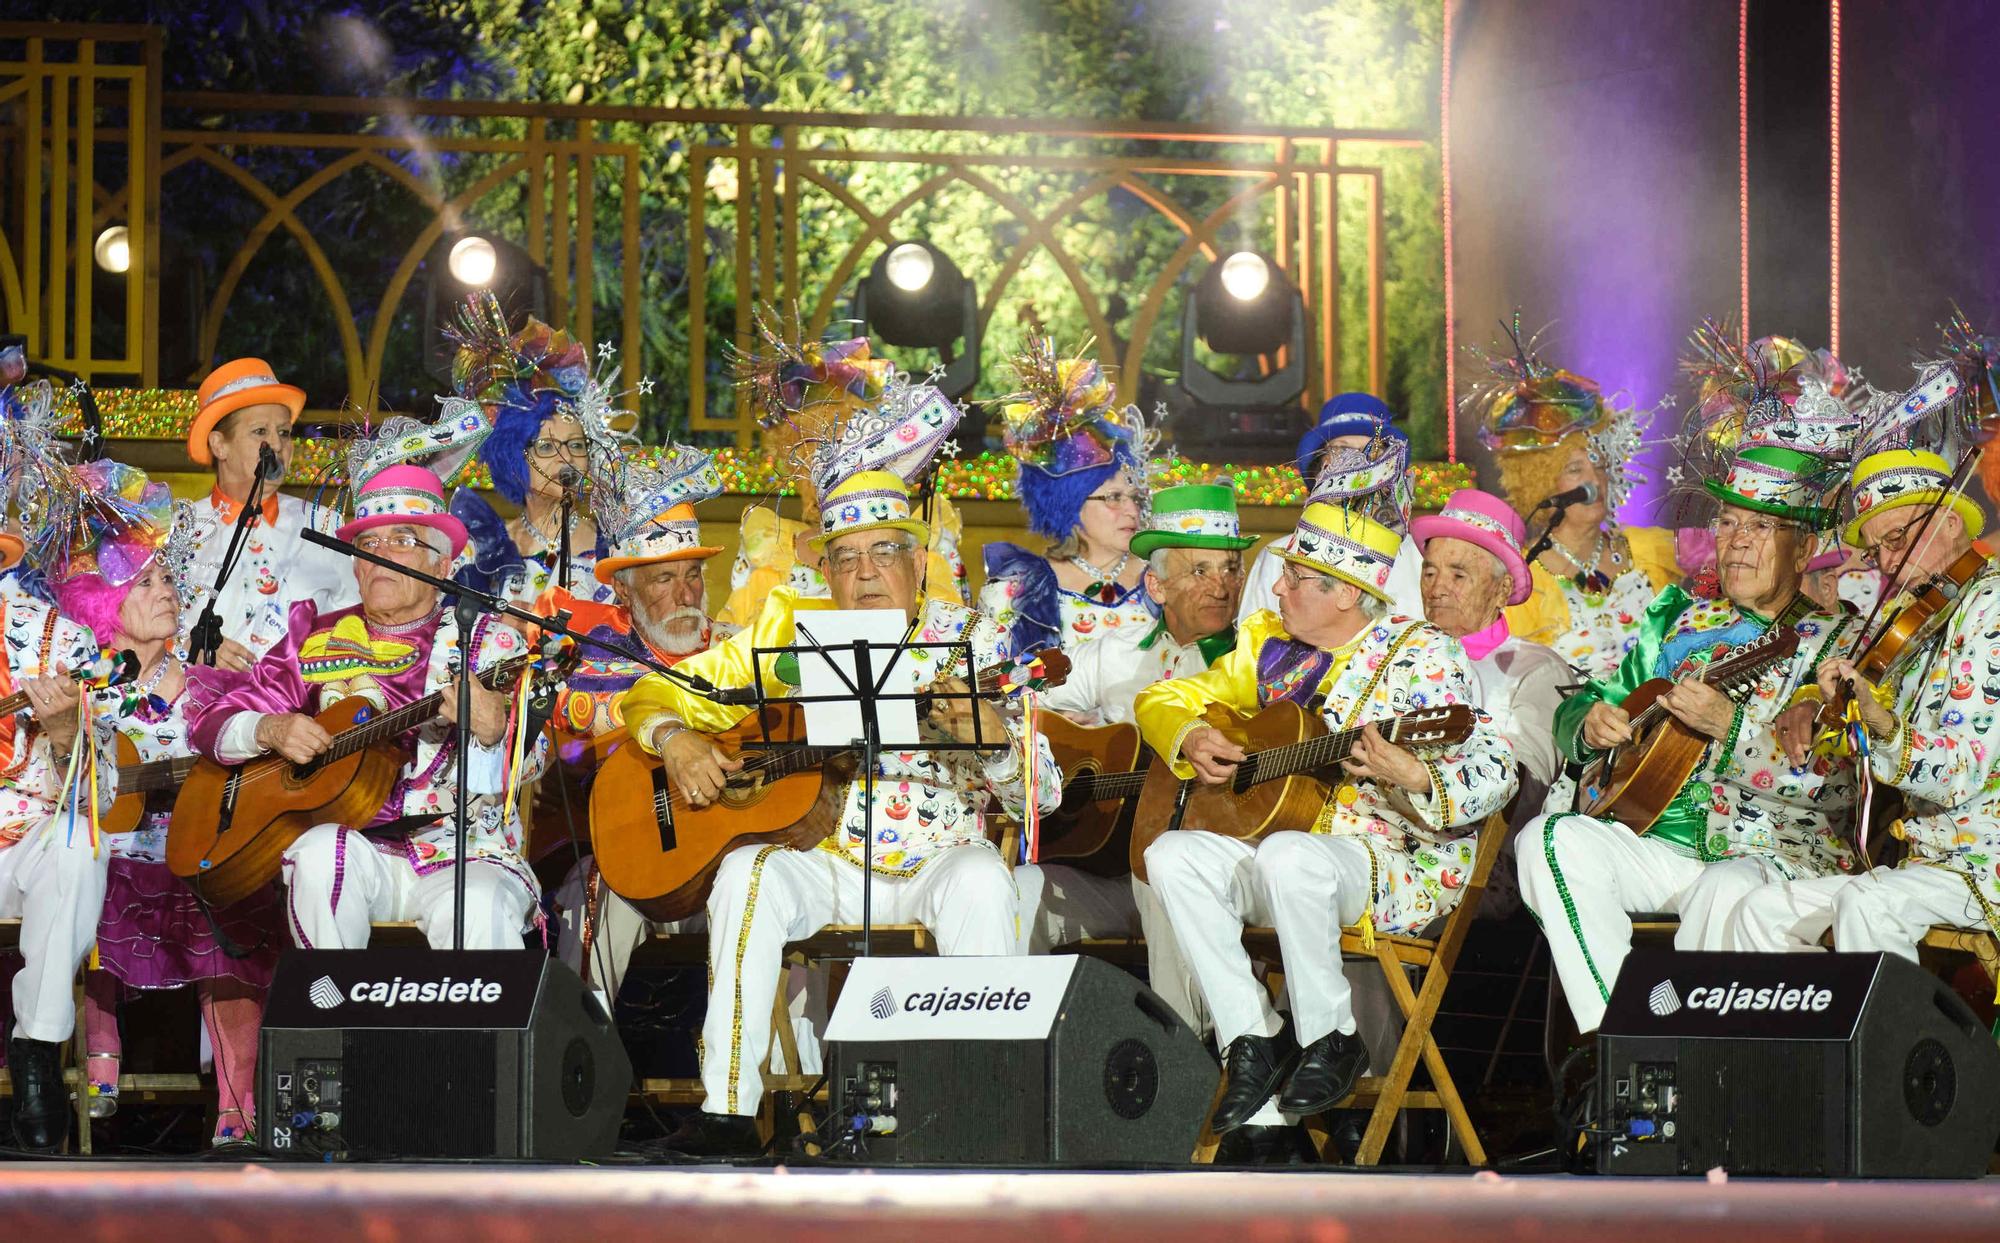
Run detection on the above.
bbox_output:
[1866,714,1900,745]
[652,721,689,752]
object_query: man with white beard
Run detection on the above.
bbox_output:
[546,451,739,995]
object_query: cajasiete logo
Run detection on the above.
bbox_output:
[869,987,898,1020]
[323,974,506,1008]
[894,983,1035,1017]
[1651,977,1834,1017]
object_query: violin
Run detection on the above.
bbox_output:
[1813,540,1994,735]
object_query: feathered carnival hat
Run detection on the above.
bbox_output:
[1676,319,1867,531]
[448,293,640,504]
[593,445,727,582]
[733,313,964,551]
[1465,314,1653,514]
[1840,309,1999,546]
[999,337,1155,541]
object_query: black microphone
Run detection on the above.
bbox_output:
[557,464,585,490]
[1535,482,1599,512]
[257,443,284,484]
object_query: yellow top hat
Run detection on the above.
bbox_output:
[1277,502,1402,602]
[809,470,932,551]
[1844,449,1986,547]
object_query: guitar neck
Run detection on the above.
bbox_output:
[321,655,534,762]
[120,756,201,793]
[1237,721,1377,786]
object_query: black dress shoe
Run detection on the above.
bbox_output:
[7,1035,69,1152]
[1210,1028,1300,1135]
[1277,1029,1369,1116]
[1213,1123,1315,1165]
[664,1110,763,1158]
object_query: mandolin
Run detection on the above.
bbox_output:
[1035,714,1149,878]
[1128,699,1477,882]
[590,648,1070,922]
[166,646,570,907]
[1577,624,1800,832]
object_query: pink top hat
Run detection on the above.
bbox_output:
[1412,487,1533,606]
[336,463,469,559]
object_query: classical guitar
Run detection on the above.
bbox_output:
[166,647,568,906]
[590,648,1070,922]
[1577,624,1801,832]
[101,739,202,836]
[1036,714,1149,878]
[1128,699,1476,882]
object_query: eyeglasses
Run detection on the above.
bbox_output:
[1279,564,1338,592]
[1710,514,1799,544]
[1085,490,1145,511]
[825,540,915,576]
[530,437,590,459]
[1860,515,1928,566]
[356,532,436,556]
[1167,561,1245,584]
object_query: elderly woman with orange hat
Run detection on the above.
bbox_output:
[183,357,358,669]
[190,419,546,951]
[1468,325,1679,683]
[1136,486,1516,1150]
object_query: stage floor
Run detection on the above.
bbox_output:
[1,1164,1997,1241]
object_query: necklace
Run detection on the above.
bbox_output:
[1548,526,1616,593]
[1069,551,1131,606]
[135,653,175,698]
[518,507,558,554]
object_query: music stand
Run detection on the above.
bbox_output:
[725,616,1008,960]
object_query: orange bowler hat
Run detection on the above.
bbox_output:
[188,358,306,466]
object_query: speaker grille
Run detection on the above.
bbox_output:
[1903,1036,1956,1127]
[1102,1038,1158,1121]
[1680,1039,1828,1175]
[345,1029,499,1158]
[560,1035,595,1118]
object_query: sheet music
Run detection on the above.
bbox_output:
[794,611,923,747]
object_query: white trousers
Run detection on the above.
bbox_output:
[1733,865,1990,961]
[281,825,535,950]
[0,819,110,1042]
[1146,829,1372,1049]
[1514,813,1786,1031]
[1010,863,1210,1040]
[703,842,1019,1117]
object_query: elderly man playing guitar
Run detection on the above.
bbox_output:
[1517,436,1860,1036]
[1134,496,1515,1152]
[190,463,544,951]
[619,437,1062,1156]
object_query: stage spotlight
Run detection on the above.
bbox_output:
[854,239,981,399]
[1176,251,1308,459]
[422,231,549,387]
[448,234,499,287]
[93,225,131,275]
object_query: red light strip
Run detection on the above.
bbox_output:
[1829,0,1842,354]
[1441,0,1457,462]
[1738,0,1751,339]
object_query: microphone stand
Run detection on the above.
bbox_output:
[189,445,281,667]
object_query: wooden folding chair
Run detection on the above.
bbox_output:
[1205,811,1510,1167]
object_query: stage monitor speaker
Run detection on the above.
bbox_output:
[823,955,1218,1165]
[259,949,631,1161]
[1597,949,2000,1177]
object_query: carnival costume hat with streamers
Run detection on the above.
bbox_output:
[1278,503,1403,603]
[1679,319,1866,531]
[37,459,199,646]
[999,337,1155,541]
[1128,483,1259,559]
[593,445,727,582]
[1466,315,1652,514]
[1307,430,1414,535]
[447,293,640,505]
[187,357,306,466]
[1295,392,1407,479]
[1843,449,1984,547]
[324,404,495,560]
[1412,488,1534,606]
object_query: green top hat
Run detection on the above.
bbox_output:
[1702,444,1839,530]
[1129,483,1260,558]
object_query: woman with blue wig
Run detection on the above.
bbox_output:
[980,339,1156,658]
[445,296,626,605]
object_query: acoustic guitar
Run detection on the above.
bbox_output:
[589,648,1070,922]
[101,737,201,835]
[1036,714,1149,878]
[167,648,565,907]
[1128,699,1477,882]
[1577,624,1800,832]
